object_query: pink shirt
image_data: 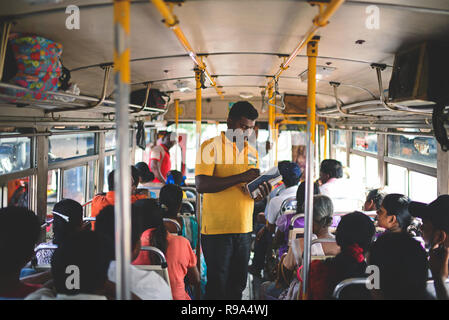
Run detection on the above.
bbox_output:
[133,228,197,300]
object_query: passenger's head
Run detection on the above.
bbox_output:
[52,199,83,245]
[159,184,183,218]
[107,167,140,193]
[167,170,184,186]
[0,207,40,275]
[296,181,321,213]
[409,195,449,249]
[135,162,154,183]
[160,131,176,150]
[133,199,168,254]
[312,195,334,235]
[227,101,258,138]
[279,161,301,188]
[364,189,386,211]
[368,232,428,300]
[336,211,375,254]
[376,193,411,232]
[95,205,143,261]
[51,230,114,296]
[319,159,343,184]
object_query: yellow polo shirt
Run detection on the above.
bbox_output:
[195,132,259,235]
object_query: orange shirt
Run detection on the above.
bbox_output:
[90,191,147,229]
[133,228,197,300]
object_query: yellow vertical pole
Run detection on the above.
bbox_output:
[113,0,131,301]
[174,99,180,171]
[194,67,202,300]
[268,85,275,167]
[302,35,320,300]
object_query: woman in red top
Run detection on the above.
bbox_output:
[300,211,376,300]
[132,199,200,300]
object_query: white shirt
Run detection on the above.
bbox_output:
[108,261,172,300]
[266,185,298,225]
[319,178,363,213]
[25,287,107,300]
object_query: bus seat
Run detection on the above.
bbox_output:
[288,213,305,246]
[163,218,181,235]
[311,255,335,261]
[280,197,297,215]
[332,277,369,299]
[136,246,171,290]
[311,238,337,246]
[181,201,195,215]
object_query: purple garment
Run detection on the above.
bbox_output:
[276,213,341,257]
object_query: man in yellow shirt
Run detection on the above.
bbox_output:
[195,101,270,300]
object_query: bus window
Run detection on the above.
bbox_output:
[349,154,379,190]
[0,177,30,208]
[105,131,116,151]
[0,137,31,175]
[48,133,95,163]
[63,166,86,205]
[386,163,408,195]
[409,171,437,203]
[352,132,377,154]
[366,156,379,188]
[387,134,437,168]
[103,155,116,192]
[335,148,347,167]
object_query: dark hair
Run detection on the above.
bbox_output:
[159,184,183,219]
[0,207,40,274]
[326,212,376,299]
[313,195,334,229]
[366,189,386,210]
[168,170,184,186]
[52,199,83,245]
[296,181,321,213]
[135,162,154,183]
[320,159,343,179]
[381,193,412,230]
[107,166,140,191]
[279,161,301,187]
[228,101,259,121]
[369,232,429,299]
[94,205,143,252]
[51,230,114,295]
[133,199,168,254]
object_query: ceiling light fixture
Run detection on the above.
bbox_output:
[299,66,336,82]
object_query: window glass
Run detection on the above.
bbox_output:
[366,156,379,188]
[335,148,347,167]
[349,154,365,186]
[47,169,59,213]
[0,137,31,174]
[105,131,116,151]
[0,177,30,208]
[386,164,408,195]
[352,132,377,154]
[387,135,437,167]
[63,166,86,205]
[88,160,96,200]
[333,130,346,147]
[409,171,437,203]
[48,133,95,163]
[103,155,116,192]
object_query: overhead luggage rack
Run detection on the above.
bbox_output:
[0,82,166,115]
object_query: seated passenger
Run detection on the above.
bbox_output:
[36,199,83,265]
[318,159,362,212]
[27,230,114,300]
[260,195,340,300]
[132,199,199,300]
[91,166,147,228]
[363,188,386,212]
[0,207,41,299]
[301,211,375,300]
[368,232,431,300]
[376,193,412,234]
[95,205,172,300]
[249,162,301,278]
[409,195,449,300]
[135,162,155,186]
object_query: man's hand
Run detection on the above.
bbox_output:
[254,181,271,202]
[429,245,449,280]
[256,226,265,241]
[239,168,260,183]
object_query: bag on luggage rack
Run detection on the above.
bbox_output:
[1,33,63,101]
[130,88,170,110]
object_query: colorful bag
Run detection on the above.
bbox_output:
[4,33,63,101]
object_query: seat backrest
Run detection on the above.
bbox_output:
[137,246,171,289]
[281,197,297,215]
[163,218,181,235]
[332,277,369,299]
[181,201,195,215]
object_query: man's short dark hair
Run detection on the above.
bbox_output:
[107,170,115,191]
[320,159,343,179]
[95,205,143,251]
[228,101,259,121]
[0,207,40,274]
[51,230,114,295]
[107,166,140,191]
